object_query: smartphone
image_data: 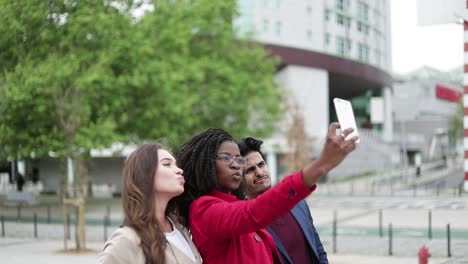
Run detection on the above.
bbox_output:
[333,98,360,143]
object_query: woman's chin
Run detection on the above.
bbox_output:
[170,188,184,198]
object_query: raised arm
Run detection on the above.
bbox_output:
[190,123,357,242]
[190,171,312,240]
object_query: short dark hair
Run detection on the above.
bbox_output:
[238,137,265,159]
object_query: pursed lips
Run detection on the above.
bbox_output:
[231,172,242,180]
[178,176,185,184]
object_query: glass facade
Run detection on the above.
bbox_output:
[235,0,390,70]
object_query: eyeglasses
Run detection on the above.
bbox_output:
[216,154,247,166]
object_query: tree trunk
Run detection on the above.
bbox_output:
[61,156,88,251]
[54,84,88,250]
[74,157,88,250]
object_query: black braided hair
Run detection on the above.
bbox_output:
[175,128,246,227]
[238,137,266,159]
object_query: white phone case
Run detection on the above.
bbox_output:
[333,98,360,143]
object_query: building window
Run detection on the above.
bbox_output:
[325,33,330,46]
[336,0,344,10]
[345,17,351,28]
[374,11,380,28]
[337,14,351,28]
[306,30,312,41]
[336,14,344,25]
[337,36,351,57]
[324,9,331,21]
[275,21,281,35]
[336,36,345,57]
[336,0,349,11]
[374,49,381,66]
[358,1,369,22]
[263,0,269,8]
[358,43,369,62]
[263,19,269,32]
[374,29,380,44]
[357,21,369,35]
[276,0,281,8]
[345,38,351,56]
[306,5,312,15]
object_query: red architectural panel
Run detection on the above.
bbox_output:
[436,84,462,102]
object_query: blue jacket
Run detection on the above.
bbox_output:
[266,200,328,264]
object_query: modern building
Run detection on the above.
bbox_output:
[392,67,462,162]
[235,0,394,180]
[10,1,459,194]
[416,0,466,190]
[2,0,396,194]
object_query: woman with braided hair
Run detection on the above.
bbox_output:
[98,143,202,264]
[175,125,357,264]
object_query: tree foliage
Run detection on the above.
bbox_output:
[448,97,463,155]
[0,0,282,159]
[0,0,283,251]
[283,99,312,175]
[114,0,283,145]
[0,0,134,159]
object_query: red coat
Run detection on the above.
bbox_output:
[189,170,316,264]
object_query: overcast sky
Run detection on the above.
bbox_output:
[390,0,464,74]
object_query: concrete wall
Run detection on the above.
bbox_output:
[37,157,124,194]
[275,65,330,140]
[89,157,125,193]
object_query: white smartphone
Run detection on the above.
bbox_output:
[333,98,360,143]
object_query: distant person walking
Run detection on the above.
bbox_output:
[16,173,25,191]
[98,143,202,264]
[238,137,328,263]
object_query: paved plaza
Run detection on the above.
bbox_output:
[1,193,468,263]
[0,237,463,264]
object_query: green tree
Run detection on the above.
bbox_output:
[0,0,282,250]
[0,0,135,250]
[283,99,312,175]
[448,97,463,156]
[115,0,282,144]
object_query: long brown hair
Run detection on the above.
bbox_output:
[122,143,178,264]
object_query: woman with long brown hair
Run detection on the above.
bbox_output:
[98,143,202,264]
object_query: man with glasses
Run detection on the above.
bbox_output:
[238,137,328,264]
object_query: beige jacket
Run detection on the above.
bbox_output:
[98,224,202,264]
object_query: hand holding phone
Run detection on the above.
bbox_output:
[333,98,360,143]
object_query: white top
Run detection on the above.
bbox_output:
[165,221,197,262]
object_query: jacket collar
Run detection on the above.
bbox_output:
[209,190,238,201]
[166,216,203,263]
